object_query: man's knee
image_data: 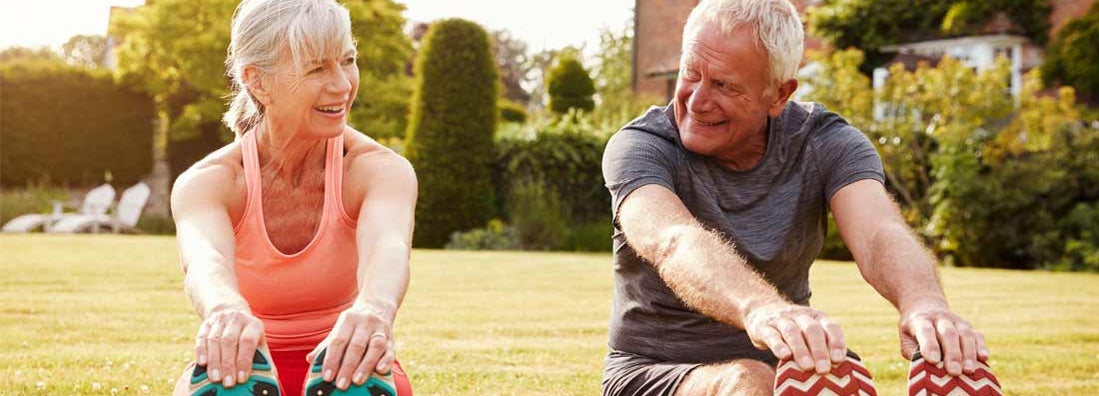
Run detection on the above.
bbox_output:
[677,359,775,396]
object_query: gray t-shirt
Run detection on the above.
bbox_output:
[601,101,884,364]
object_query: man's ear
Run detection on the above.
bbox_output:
[242,65,271,107]
[768,78,799,118]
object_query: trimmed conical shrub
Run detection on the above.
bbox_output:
[547,55,595,114]
[405,19,499,247]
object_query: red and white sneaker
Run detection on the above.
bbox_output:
[774,351,878,396]
[907,352,1002,396]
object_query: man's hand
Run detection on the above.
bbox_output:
[745,303,847,374]
[194,305,265,389]
[308,304,395,391]
[899,304,989,377]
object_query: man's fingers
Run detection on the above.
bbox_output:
[376,341,395,374]
[775,318,814,371]
[958,323,978,374]
[820,317,847,364]
[754,323,790,359]
[910,317,940,364]
[934,317,962,376]
[976,331,990,361]
[793,315,831,373]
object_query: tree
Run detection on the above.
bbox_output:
[1041,2,1099,106]
[405,19,499,247]
[546,54,595,114]
[591,23,662,134]
[810,0,1051,72]
[491,29,533,105]
[61,34,109,69]
[0,46,61,63]
[805,48,1099,271]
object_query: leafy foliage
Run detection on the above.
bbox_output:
[1041,2,1099,105]
[405,18,499,247]
[546,54,596,114]
[0,59,154,187]
[810,0,1051,71]
[61,35,109,69]
[805,48,1099,271]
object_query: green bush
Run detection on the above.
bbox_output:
[508,179,570,250]
[546,55,595,114]
[0,59,154,187]
[1041,2,1099,105]
[498,99,528,123]
[405,19,499,247]
[819,214,854,261]
[0,182,68,226]
[445,219,520,250]
[495,114,610,225]
[564,221,614,252]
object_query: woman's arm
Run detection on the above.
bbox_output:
[171,161,263,389]
[313,150,417,390]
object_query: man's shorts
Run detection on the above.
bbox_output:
[601,349,778,396]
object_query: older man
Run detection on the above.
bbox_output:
[600,0,998,395]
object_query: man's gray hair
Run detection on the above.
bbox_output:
[223,0,355,137]
[682,0,804,87]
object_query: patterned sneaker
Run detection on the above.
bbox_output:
[303,348,397,396]
[907,352,1002,396]
[188,346,282,396]
[774,351,878,396]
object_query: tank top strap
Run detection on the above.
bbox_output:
[324,134,355,225]
[240,130,263,210]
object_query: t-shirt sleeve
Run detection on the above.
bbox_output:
[602,128,679,222]
[815,123,885,200]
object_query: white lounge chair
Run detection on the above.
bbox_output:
[1,183,116,233]
[50,182,151,234]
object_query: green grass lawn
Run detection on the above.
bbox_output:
[1,234,1097,395]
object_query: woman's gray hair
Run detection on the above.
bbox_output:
[682,0,804,88]
[223,0,355,137]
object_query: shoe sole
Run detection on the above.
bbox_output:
[908,352,1002,396]
[775,351,878,396]
[303,347,398,396]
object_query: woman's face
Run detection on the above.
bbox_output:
[262,46,359,138]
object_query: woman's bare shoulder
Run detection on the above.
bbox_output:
[342,128,412,171]
[172,140,245,202]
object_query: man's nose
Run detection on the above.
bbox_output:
[687,83,715,114]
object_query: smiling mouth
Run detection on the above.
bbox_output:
[314,105,344,114]
[694,119,727,127]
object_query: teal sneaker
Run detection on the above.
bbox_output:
[303,348,396,396]
[188,347,281,396]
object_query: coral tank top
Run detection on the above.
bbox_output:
[232,130,359,352]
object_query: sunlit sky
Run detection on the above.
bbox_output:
[0,0,634,54]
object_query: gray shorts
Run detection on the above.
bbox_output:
[601,349,780,396]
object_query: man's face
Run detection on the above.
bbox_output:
[673,23,790,161]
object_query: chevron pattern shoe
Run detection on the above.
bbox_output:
[774,351,878,396]
[188,346,281,396]
[907,352,1002,396]
[303,348,397,396]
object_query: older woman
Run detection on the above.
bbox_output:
[170,0,416,395]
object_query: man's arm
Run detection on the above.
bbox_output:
[831,179,988,377]
[313,151,416,390]
[619,184,846,374]
[172,163,263,388]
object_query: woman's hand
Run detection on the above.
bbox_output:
[308,304,396,390]
[194,305,265,389]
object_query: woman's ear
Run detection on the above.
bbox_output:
[242,65,272,106]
